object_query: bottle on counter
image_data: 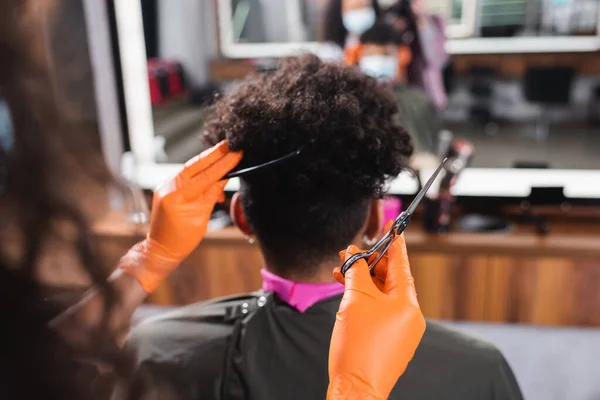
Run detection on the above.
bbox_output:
[423,139,474,233]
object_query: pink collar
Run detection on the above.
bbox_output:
[261,269,344,313]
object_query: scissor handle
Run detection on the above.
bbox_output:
[340,251,371,276]
[340,231,395,276]
[340,213,412,277]
[367,239,393,270]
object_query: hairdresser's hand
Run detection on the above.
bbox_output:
[327,229,426,400]
[120,141,242,293]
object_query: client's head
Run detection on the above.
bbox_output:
[203,55,413,281]
[358,21,400,81]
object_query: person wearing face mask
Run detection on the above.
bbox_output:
[318,0,381,61]
[353,21,440,155]
[342,0,377,36]
[345,20,411,80]
[386,0,449,110]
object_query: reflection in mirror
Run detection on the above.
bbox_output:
[480,0,599,37]
[146,0,471,164]
[115,0,600,199]
[218,0,479,59]
[137,0,600,169]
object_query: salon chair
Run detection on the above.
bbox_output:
[442,61,455,96]
[468,66,498,134]
[588,84,600,126]
[523,67,575,141]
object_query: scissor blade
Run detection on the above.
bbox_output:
[404,158,448,215]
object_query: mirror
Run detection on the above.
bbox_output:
[109,0,600,199]
[218,0,479,58]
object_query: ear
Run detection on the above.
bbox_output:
[230,192,254,236]
[364,199,383,241]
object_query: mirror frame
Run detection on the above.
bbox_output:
[444,0,478,39]
[82,0,124,176]
[217,0,321,59]
[101,0,600,200]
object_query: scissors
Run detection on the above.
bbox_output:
[340,158,448,276]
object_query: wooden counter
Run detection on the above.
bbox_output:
[94,212,600,327]
[210,52,600,82]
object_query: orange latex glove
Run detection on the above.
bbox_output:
[344,43,362,66]
[120,141,242,293]
[327,226,426,400]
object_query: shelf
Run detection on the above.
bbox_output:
[128,162,600,199]
[217,37,600,60]
[447,36,600,54]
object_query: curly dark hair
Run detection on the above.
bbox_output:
[203,55,413,276]
[320,0,382,48]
